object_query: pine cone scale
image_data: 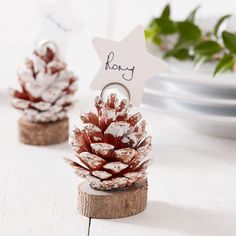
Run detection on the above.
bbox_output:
[103,162,129,174]
[92,170,112,179]
[78,152,107,170]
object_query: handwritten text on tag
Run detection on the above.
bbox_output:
[105,51,135,81]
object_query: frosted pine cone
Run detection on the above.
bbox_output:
[66,94,151,191]
[9,41,78,123]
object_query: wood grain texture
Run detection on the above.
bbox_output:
[0,127,90,236]
[18,117,69,146]
[78,181,148,219]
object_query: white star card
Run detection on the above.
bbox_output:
[36,0,82,58]
[91,25,169,106]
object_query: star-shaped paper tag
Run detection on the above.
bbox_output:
[91,25,169,106]
[36,0,82,58]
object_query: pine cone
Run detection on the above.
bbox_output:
[66,94,151,191]
[9,42,78,123]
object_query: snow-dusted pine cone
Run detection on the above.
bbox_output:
[66,94,151,191]
[9,41,78,123]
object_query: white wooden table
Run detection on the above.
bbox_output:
[1,1,236,235]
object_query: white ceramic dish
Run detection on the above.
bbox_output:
[142,95,236,139]
[146,48,236,97]
[143,89,236,116]
[149,70,236,99]
[145,84,236,107]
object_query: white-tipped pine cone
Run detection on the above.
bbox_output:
[9,41,78,123]
[66,94,151,191]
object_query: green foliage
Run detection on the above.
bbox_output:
[222,31,236,53]
[154,18,177,35]
[214,54,235,76]
[164,48,193,60]
[161,4,171,18]
[147,4,176,36]
[194,41,222,57]
[145,4,235,76]
[176,21,201,44]
[186,5,201,22]
[214,15,231,37]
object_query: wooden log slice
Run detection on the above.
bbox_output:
[78,180,148,219]
[18,117,69,146]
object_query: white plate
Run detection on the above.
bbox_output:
[146,46,236,98]
[165,71,236,86]
[142,95,236,139]
[145,85,236,107]
[147,71,236,99]
[143,92,236,122]
[144,84,236,117]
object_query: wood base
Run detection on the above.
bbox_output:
[18,117,69,146]
[78,180,148,219]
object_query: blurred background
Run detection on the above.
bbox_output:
[1,0,236,90]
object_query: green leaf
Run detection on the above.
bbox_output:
[149,18,158,28]
[155,17,177,35]
[194,40,222,56]
[213,54,235,76]
[177,21,201,42]
[164,48,192,60]
[152,35,162,45]
[161,4,171,18]
[145,21,161,44]
[214,15,231,37]
[186,5,200,22]
[144,29,152,39]
[145,28,156,40]
[222,31,236,53]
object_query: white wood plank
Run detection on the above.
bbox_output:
[0,98,90,235]
[0,0,112,232]
[0,156,90,236]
